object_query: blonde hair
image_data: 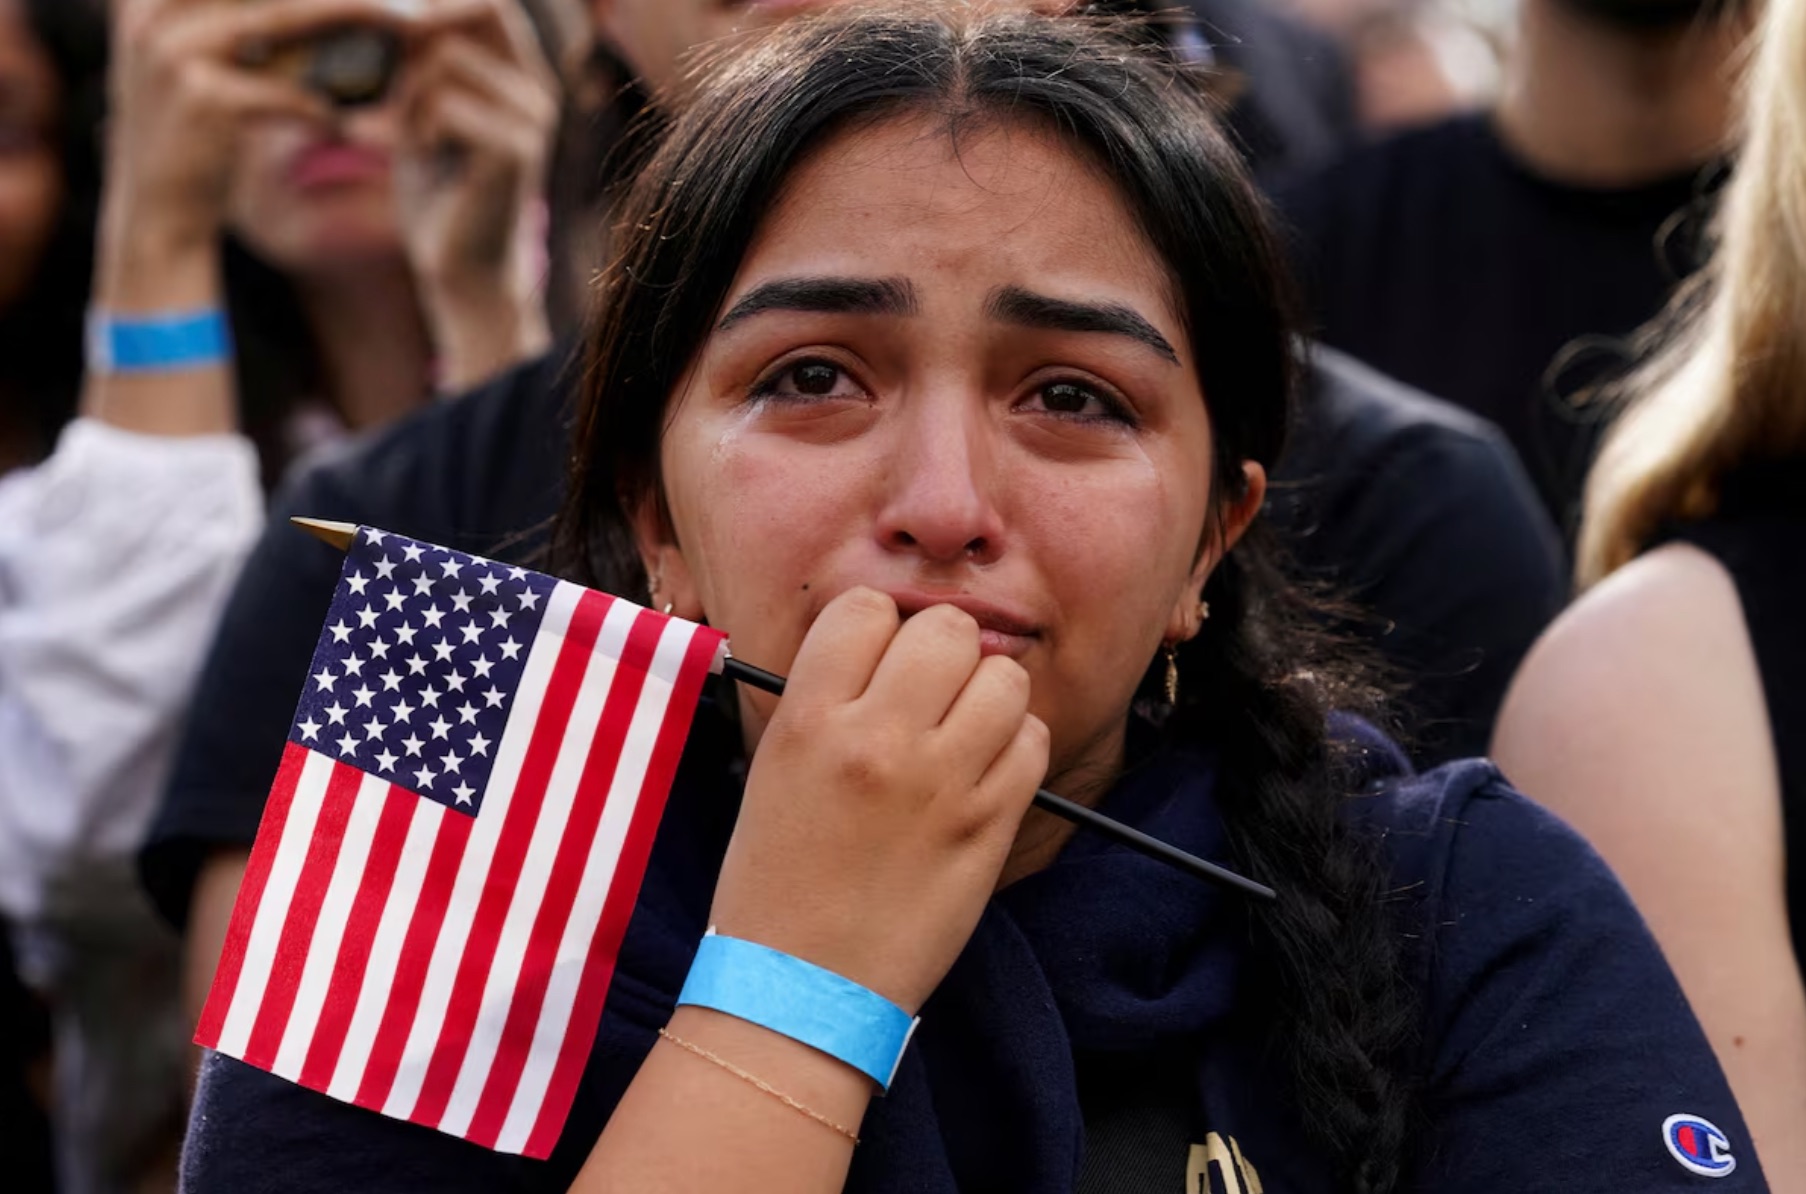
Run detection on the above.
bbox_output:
[1578,0,1806,588]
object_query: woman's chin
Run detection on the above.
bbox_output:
[239,206,405,275]
[283,230,407,274]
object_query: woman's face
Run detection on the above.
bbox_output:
[0,0,64,314]
[644,113,1264,789]
[226,100,403,271]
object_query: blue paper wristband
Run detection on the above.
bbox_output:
[676,933,919,1090]
[86,308,233,375]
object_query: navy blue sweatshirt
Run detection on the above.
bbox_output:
[178,705,1767,1191]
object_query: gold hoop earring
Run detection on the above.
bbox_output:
[1164,644,1180,705]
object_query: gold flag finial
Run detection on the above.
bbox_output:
[290,517,358,552]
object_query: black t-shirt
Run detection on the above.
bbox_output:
[1269,113,1723,535]
[141,346,1559,929]
[1280,346,1562,760]
[1662,459,1806,972]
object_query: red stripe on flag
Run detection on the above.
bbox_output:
[409,589,614,1129]
[524,624,724,1158]
[195,741,310,1049]
[462,609,664,1148]
[352,807,474,1112]
[297,783,419,1091]
[240,761,365,1071]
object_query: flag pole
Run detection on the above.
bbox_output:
[292,517,358,551]
[291,517,1276,902]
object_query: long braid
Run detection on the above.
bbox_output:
[1176,533,1418,1192]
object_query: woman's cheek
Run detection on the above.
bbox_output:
[690,434,853,663]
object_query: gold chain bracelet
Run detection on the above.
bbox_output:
[657,1027,861,1144]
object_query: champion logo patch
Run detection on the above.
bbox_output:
[1664,1114,1736,1178]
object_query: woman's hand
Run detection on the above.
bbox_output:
[392,0,557,391]
[101,0,418,307]
[709,588,1051,1016]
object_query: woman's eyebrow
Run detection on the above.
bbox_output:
[715,276,920,330]
[985,285,1180,365]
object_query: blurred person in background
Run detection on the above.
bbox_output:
[1493,0,1806,1178]
[0,0,560,1188]
[145,0,1561,1068]
[129,0,564,484]
[0,3,106,1186]
[1275,0,1501,131]
[0,0,100,475]
[1271,0,1751,538]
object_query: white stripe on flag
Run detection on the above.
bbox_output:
[213,749,337,1059]
[494,615,698,1152]
[325,795,447,1102]
[271,768,392,1081]
[436,598,641,1136]
[381,579,583,1120]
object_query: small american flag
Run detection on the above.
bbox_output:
[196,525,726,1157]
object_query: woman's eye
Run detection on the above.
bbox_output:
[752,359,863,402]
[1025,380,1132,423]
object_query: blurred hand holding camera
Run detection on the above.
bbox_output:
[99,0,428,313]
[393,0,557,393]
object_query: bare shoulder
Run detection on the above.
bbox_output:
[1495,547,1806,1194]
[1494,542,1771,800]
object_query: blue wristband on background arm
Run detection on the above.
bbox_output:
[676,932,919,1089]
[86,308,233,375]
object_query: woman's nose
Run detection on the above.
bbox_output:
[873,406,1006,566]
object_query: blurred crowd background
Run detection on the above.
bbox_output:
[2,0,1796,1188]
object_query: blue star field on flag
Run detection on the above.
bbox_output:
[288,527,558,817]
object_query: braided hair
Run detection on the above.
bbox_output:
[556,9,1418,1188]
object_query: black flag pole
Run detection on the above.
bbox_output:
[291,517,1276,902]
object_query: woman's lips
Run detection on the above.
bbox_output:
[889,594,1042,660]
[974,627,1035,660]
[288,142,391,190]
